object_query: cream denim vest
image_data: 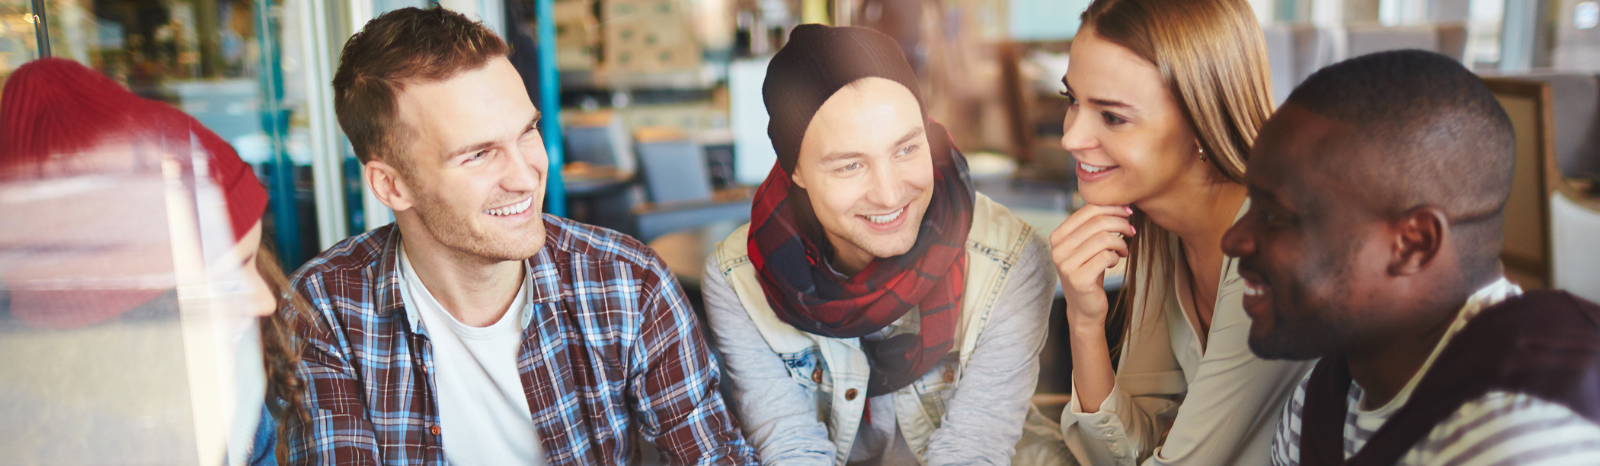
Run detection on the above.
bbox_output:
[713,193,1036,464]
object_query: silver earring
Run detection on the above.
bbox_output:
[1198,146,1207,163]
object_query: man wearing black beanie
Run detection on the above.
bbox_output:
[701,24,1069,465]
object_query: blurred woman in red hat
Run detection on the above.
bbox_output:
[0,57,308,465]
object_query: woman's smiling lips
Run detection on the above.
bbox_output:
[1076,161,1120,182]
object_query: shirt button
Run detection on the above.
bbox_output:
[812,368,823,383]
[845,389,858,401]
[430,425,441,436]
[943,369,955,383]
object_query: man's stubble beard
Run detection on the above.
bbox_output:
[1248,242,1365,361]
[1248,300,1359,361]
[838,201,930,261]
[408,182,544,263]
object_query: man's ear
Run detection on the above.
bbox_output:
[366,159,414,212]
[1389,206,1449,276]
[790,166,807,190]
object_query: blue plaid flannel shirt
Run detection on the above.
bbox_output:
[283,216,755,465]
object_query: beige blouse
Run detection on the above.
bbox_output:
[1059,201,1315,466]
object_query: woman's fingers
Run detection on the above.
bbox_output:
[1057,215,1136,253]
[1051,205,1135,311]
[1062,231,1130,273]
[1085,248,1123,272]
[1057,231,1129,291]
[1067,250,1123,293]
[1050,204,1133,245]
[1051,216,1134,275]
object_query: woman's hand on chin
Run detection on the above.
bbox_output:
[1050,204,1136,329]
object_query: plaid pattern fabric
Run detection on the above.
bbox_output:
[283,216,755,465]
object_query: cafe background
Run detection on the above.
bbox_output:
[3,0,1599,463]
[7,0,1595,270]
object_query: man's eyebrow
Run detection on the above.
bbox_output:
[443,140,496,160]
[889,127,926,150]
[1247,183,1291,210]
[442,113,542,160]
[820,151,866,165]
[818,127,927,164]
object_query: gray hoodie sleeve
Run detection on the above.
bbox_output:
[925,234,1057,465]
[702,260,837,465]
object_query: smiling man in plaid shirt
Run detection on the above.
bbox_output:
[282,7,754,465]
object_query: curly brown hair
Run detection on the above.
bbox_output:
[256,244,312,463]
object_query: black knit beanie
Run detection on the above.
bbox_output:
[763,24,926,175]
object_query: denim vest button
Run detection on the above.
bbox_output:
[812,368,823,383]
[845,389,858,401]
[943,368,955,383]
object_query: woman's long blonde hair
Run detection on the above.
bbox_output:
[1079,0,1274,356]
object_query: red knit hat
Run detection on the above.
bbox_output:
[1,58,268,242]
[0,58,270,329]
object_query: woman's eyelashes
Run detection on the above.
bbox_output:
[1060,90,1079,107]
[1061,91,1128,127]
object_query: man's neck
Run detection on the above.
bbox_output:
[1345,309,1456,409]
[1344,276,1499,408]
[824,231,875,277]
[399,222,525,327]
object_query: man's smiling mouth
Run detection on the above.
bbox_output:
[484,196,534,217]
[863,206,905,224]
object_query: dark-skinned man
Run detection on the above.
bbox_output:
[1222,49,1600,466]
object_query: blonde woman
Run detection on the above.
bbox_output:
[1049,0,1315,464]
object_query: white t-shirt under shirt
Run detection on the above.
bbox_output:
[1270,279,1600,466]
[399,244,543,465]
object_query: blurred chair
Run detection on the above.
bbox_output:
[565,123,620,167]
[1433,23,1469,62]
[1483,76,1600,300]
[1513,73,1600,181]
[631,127,752,242]
[1263,24,1296,106]
[1263,23,1340,103]
[564,110,635,172]
[635,127,713,204]
[699,128,739,190]
[1267,23,1470,105]
[1343,24,1438,58]
[562,111,639,235]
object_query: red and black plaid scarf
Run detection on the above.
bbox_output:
[748,122,974,396]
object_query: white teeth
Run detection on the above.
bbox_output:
[866,208,904,224]
[1080,162,1113,173]
[485,196,534,217]
[1244,282,1266,297]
